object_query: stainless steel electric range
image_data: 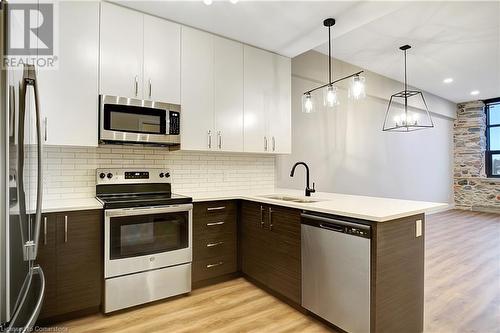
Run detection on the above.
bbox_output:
[96,168,193,313]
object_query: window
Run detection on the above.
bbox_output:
[486,98,500,177]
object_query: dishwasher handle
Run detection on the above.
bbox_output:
[301,212,371,238]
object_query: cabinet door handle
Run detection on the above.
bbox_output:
[206,221,224,227]
[64,215,68,243]
[260,205,265,228]
[268,208,273,231]
[134,76,138,97]
[217,131,222,149]
[207,206,225,212]
[43,217,47,245]
[264,136,268,151]
[272,136,276,152]
[43,117,48,142]
[208,130,212,149]
[206,261,224,269]
[206,241,224,248]
[148,79,152,98]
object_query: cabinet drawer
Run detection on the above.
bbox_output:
[193,201,237,222]
[194,233,236,261]
[193,201,237,236]
[192,255,237,282]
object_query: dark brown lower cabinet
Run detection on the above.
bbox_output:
[192,201,238,286]
[240,201,301,304]
[36,209,102,322]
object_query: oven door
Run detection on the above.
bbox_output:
[104,204,192,278]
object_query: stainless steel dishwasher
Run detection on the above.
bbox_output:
[301,212,371,333]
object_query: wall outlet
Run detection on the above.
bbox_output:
[415,220,422,237]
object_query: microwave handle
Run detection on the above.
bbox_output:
[165,111,170,135]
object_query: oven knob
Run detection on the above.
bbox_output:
[165,172,170,178]
[159,173,164,178]
[107,173,113,179]
[99,173,106,179]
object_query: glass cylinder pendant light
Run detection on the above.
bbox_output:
[349,75,366,100]
[302,18,366,113]
[382,45,434,132]
[302,93,314,113]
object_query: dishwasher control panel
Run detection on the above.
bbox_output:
[346,226,370,238]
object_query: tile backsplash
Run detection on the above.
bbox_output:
[30,145,275,201]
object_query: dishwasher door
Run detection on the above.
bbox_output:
[301,213,371,333]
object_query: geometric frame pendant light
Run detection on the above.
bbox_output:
[382,45,434,132]
[302,18,366,113]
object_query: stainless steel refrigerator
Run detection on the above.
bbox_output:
[1,0,46,331]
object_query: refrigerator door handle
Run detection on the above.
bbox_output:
[21,65,43,261]
[6,265,45,333]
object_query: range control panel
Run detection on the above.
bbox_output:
[125,171,149,179]
[96,168,171,184]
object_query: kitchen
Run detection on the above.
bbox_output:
[1,1,499,333]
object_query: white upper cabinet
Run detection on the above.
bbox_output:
[100,2,144,99]
[180,27,214,151]
[243,45,291,154]
[243,45,274,153]
[38,1,99,146]
[143,15,181,104]
[268,55,292,154]
[214,36,244,152]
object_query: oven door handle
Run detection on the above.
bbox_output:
[105,204,193,217]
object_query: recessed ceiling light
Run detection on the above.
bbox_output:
[203,0,213,5]
[470,90,480,96]
[443,78,453,84]
[230,0,239,3]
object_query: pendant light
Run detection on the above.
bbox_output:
[382,45,434,132]
[302,18,366,113]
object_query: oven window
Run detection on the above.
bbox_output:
[103,104,166,135]
[109,211,188,260]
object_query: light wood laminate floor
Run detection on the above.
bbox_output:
[56,209,499,333]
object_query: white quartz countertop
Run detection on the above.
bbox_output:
[14,188,448,222]
[11,198,103,215]
[179,188,448,222]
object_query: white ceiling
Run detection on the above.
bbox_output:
[117,1,500,103]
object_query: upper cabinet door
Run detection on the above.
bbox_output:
[38,1,99,147]
[143,15,180,104]
[181,27,214,151]
[268,55,292,154]
[214,36,243,152]
[243,45,273,153]
[100,2,143,99]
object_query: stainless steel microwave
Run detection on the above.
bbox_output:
[99,95,181,146]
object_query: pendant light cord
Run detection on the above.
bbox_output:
[404,49,407,92]
[328,26,332,84]
[404,48,408,119]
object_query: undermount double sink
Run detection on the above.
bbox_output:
[259,194,323,204]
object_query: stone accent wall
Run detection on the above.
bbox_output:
[454,101,500,210]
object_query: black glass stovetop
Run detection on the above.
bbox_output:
[97,192,192,209]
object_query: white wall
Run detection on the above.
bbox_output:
[276,51,456,204]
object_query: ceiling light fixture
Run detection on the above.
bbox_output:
[382,45,434,132]
[203,0,213,5]
[470,90,480,96]
[229,0,239,3]
[301,18,366,113]
[443,78,453,84]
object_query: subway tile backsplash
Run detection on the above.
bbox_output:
[32,145,275,201]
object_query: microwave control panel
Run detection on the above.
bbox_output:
[169,111,180,135]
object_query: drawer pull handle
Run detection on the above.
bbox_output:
[206,241,224,248]
[206,261,224,269]
[207,206,226,212]
[206,221,225,227]
[64,215,68,243]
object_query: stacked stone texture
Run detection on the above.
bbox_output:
[454,101,500,209]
